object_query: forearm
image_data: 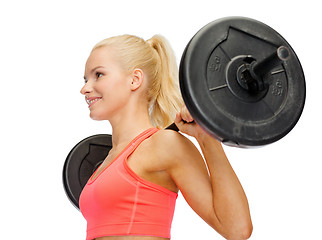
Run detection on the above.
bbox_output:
[196,133,252,239]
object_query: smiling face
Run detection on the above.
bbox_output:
[80,46,132,121]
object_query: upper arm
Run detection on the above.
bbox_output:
[155,130,220,229]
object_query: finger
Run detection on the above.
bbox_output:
[174,112,186,132]
[174,112,182,124]
[181,106,194,122]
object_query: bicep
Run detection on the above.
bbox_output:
[166,134,219,228]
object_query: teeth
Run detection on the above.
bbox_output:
[87,98,101,105]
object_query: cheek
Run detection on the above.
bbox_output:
[93,80,109,96]
[90,79,130,119]
[96,77,127,97]
[103,78,130,100]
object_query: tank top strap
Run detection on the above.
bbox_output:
[125,127,159,157]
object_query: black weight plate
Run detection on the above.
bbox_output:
[63,134,112,210]
[179,16,306,147]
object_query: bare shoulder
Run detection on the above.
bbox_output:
[150,129,203,167]
[152,129,196,152]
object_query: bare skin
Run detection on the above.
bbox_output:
[81,46,253,240]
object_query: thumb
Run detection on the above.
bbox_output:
[174,112,181,124]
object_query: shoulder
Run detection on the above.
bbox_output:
[150,129,203,166]
[152,129,194,151]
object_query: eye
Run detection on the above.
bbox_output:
[96,72,103,78]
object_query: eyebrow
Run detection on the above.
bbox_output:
[84,66,105,80]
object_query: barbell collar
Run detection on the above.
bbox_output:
[252,46,290,79]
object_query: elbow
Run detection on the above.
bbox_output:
[217,219,253,240]
[238,224,253,240]
[225,223,253,240]
[210,211,253,240]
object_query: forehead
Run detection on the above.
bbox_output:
[86,46,116,67]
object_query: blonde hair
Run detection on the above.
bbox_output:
[92,34,184,128]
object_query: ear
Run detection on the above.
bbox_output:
[130,68,144,91]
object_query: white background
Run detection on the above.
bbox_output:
[1,0,321,239]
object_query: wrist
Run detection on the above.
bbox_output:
[196,130,221,147]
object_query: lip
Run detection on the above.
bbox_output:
[86,97,102,108]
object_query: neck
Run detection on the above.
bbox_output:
[108,103,155,150]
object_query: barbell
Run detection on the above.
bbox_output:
[63,16,306,209]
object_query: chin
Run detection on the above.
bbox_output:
[88,103,116,121]
[89,112,105,121]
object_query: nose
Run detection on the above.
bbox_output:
[80,81,92,95]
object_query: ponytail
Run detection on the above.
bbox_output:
[146,35,184,128]
[92,34,183,129]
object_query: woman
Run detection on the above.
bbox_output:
[79,34,253,240]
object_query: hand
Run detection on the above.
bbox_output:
[174,105,210,139]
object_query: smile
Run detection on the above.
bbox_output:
[86,97,102,108]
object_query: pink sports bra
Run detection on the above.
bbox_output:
[79,128,178,240]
